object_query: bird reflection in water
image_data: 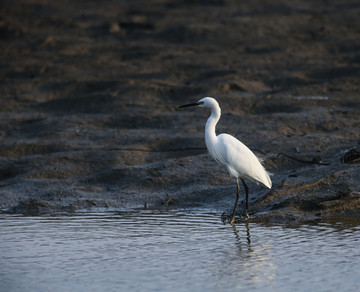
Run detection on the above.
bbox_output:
[227,222,277,286]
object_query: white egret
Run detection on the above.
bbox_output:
[179,97,272,223]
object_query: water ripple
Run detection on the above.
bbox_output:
[1,211,360,292]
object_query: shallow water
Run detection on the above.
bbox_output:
[1,210,360,292]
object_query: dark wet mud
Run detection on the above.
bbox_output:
[1,0,359,220]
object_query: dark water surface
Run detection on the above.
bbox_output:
[1,210,360,292]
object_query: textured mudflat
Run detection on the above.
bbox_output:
[1,0,359,220]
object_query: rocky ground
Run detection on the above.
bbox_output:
[1,0,359,221]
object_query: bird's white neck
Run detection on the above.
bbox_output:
[205,104,221,149]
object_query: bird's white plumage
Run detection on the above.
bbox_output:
[179,96,272,222]
[198,97,272,189]
[216,133,271,188]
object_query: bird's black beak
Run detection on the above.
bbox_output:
[178,102,201,109]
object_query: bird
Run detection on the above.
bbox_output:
[179,97,272,224]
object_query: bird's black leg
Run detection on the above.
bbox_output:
[231,178,241,224]
[241,179,250,219]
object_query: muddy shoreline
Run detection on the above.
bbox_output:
[1,0,359,221]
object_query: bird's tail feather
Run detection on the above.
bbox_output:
[263,170,272,188]
[255,153,272,188]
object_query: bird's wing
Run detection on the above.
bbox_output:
[217,134,272,188]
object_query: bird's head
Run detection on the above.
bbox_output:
[179,97,219,109]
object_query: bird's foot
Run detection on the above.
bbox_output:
[228,213,251,225]
[224,212,251,225]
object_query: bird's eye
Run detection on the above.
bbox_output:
[198,101,204,105]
